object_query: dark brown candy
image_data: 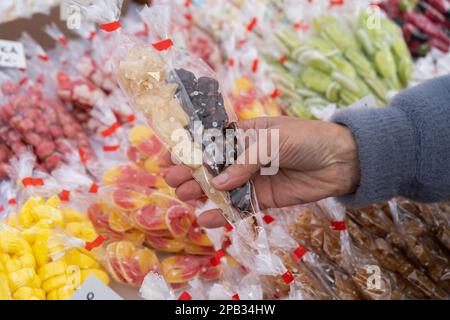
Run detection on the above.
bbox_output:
[229,182,253,213]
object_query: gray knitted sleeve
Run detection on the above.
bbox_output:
[332,75,450,207]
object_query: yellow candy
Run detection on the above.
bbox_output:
[5,258,21,273]
[0,253,9,264]
[64,249,99,269]
[46,290,58,300]
[42,274,67,292]
[62,208,87,224]
[6,215,20,228]
[65,222,84,237]
[144,157,162,174]
[102,167,121,186]
[13,287,35,300]
[19,253,36,269]
[129,125,152,146]
[33,232,50,267]
[47,286,74,300]
[8,268,35,291]
[0,236,22,254]
[29,275,41,288]
[65,222,97,242]
[45,196,61,208]
[33,205,64,227]
[19,196,44,227]
[80,269,110,286]
[233,77,253,94]
[38,260,66,281]
[33,288,46,300]
[0,273,12,300]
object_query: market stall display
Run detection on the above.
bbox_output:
[0,0,449,301]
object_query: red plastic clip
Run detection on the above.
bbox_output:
[291,245,308,262]
[85,235,105,251]
[232,293,240,300]
[282,271,294,284]
[251,58,259,73]
[262,214,275,224]
[89,182,99,194]
[8,199,16,206]
[59,189,70,202]
[271,88,282,99]
[331,220,346,231]
[78,148,88,164]
[178,291,192,300]
[152,39,174,51]
[103,145,120,152]
[247,17,258,32]
[99,21,122,32]
[101,122,120,137]
[22,177,44,187]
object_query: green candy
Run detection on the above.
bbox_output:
[325,82,341,102]
[297,50,336,74]
[344,48,376,79]
[331,71,360,96]
[302,67,332,93]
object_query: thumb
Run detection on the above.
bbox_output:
[211,162,261,191]
[211,138,263,190]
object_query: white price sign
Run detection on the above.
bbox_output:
[71,276,123,300]
[0,40,26,69]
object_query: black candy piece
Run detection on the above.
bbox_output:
[197,76,219,95]
[229,182,253,213]
[175,68,197,93]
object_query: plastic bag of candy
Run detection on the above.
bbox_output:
[389,199,450,294]
[68,0,261,225]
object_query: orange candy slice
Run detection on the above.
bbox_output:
[198,257,221,281]
[146,236,185,253]
[161,256,200,284]
[184,243,215,256]
[165,205,194,239]
[132,205,167,231]
[111,187,149,211]
[116,241,160,286]
[188,222,213,247]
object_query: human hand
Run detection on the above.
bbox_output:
[165,116,360,228]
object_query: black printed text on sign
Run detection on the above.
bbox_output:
[0,40,27,69]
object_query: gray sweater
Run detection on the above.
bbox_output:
[332,75,450,208]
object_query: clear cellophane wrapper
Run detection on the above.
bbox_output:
[347,201,449,299]
[389,199,450,295]
[0,158,109,300]
[285,198,422,300]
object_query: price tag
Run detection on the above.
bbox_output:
[0,40,26,69]
[70,276,123,300]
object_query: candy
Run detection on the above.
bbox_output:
[0,196,109,300]
[161,256,200,284]
[165,205,194,239]
[146,236,185,253]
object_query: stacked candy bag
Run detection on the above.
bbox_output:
[270,9,413,117]
[0,160,109,301]
[86,124,221,289]
[66,0,262,226]
[0,60,96,178]
[378,0,450,56]
[346,201,450,298]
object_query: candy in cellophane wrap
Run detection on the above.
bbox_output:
[153,0,223,70]
[42,24,129,141]
[0,176,109,300]
[267,7,413,118]
[0,66,95,177]
[75,1,260,226]
[388,199,450,295]
[346,203,448,299]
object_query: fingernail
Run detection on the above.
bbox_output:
[212,173,229,186]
